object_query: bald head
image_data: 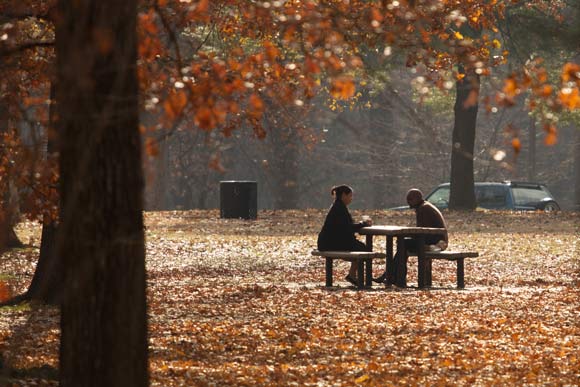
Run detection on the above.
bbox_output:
[406,188,423,208]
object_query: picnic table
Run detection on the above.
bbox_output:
[358,225,446,288]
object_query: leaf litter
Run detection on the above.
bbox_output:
[1,209,579,386]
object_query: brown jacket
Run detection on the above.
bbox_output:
[415,200,448,245]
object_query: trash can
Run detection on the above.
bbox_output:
[220,181,257,219]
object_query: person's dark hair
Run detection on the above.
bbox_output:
[406,188,424,208]
[331,185,353,201]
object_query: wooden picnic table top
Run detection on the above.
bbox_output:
[358,225,446,236]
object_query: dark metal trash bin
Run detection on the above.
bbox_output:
[220,181,257,219]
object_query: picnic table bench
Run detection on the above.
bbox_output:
[311,250,386,289]
[312,242,479,289]
[422,250,479,288]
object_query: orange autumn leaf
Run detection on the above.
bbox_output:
[305,57,321,74]
[503,78,518,97]
[282,26,296,42]
[543,124,557,146]
[561,62,580,83]
[263,41,280,61]
[330,77,356,100]
[145,137,159,157]
[249,93,264,110]
[370,7,383,22]
[196,0,209,13]
[538,84,553,97]
[164,90,188,120]
[194,106,215,130]
[544,132,557,146]
[0,281,10,302]
[559,88,580,110]
[248,94,265,120]
[512,137,521,154]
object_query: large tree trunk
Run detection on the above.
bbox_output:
[449,65,479,210]
[26,84,62,304]
[56,1,148,386]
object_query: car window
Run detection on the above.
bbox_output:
[475,186,508,208]
[426,187,450,207]
[512,187,549,206]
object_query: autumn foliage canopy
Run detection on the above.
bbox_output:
[0,0,578,219]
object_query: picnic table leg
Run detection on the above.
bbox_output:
[365,259,372,288]
[356,259,365,289]
[325,257,333,287]
[426,254,433,287]
[366,234,373,251]
[457,258,465,288]
[417,235,429,288]
[385,236,394,285]
[395,237,407,287]
[365,235,374,281]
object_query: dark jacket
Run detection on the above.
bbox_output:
[415,200,448,245]
[317,200,365,251]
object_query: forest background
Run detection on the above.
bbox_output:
[2,1,580,215]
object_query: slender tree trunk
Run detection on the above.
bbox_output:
[150,131,170,210]
[449,65,479,210]
[265,106,299,209]
[574,57,580,211]
[575,126,580,211]
[528,117,536,181]
[0,97,23,251]
[56,1,148,386]
[272,129,299,209]
[27,84,62,304]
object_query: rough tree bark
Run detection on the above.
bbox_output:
[449,65,479,210]
[56,1,148,386]
[26,84,62,304]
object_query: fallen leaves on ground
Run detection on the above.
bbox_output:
[1,210,579,386]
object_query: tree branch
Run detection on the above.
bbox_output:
[0,41,54,58]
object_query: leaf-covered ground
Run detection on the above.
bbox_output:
[1,210,579,386]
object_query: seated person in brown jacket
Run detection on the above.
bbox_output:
[374,188,448,285]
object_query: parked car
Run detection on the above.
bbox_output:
[391,181,560,211]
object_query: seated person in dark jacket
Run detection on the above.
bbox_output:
[374,188,448,285]
[317,185,372,285]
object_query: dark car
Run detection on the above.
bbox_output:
[391,181,560,211]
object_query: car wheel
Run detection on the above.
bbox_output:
[541,201,560,212]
